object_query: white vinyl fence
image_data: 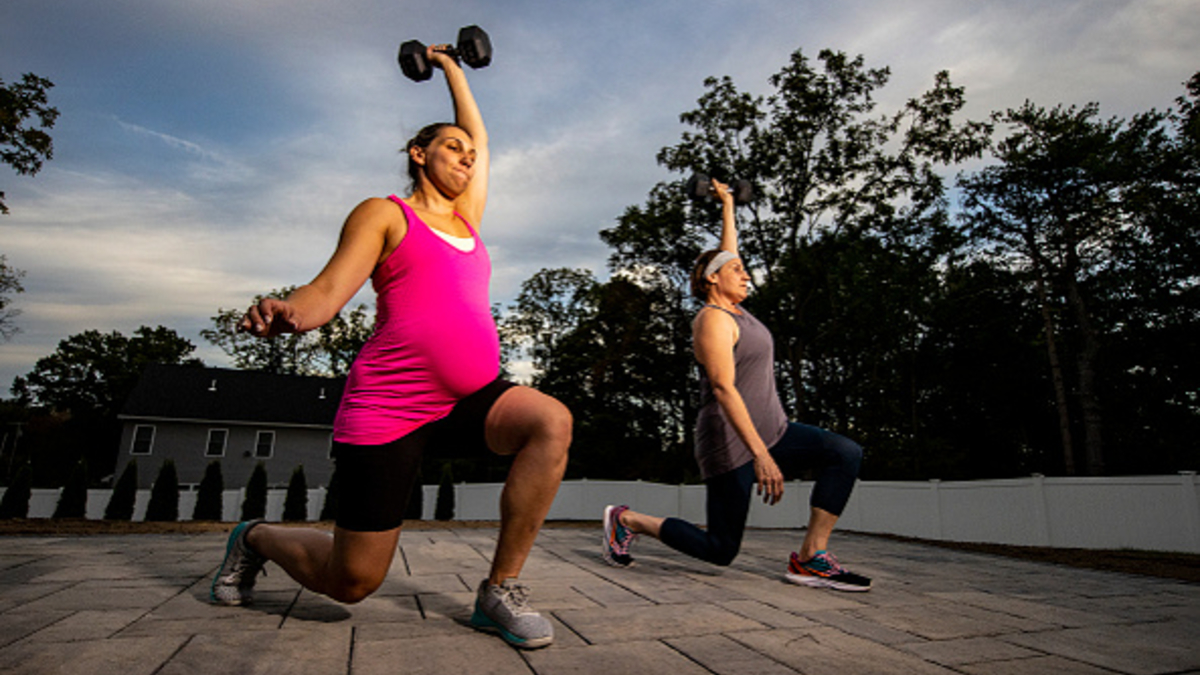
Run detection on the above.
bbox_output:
[4,472,1198,554]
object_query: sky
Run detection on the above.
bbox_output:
[1,0,1197,393]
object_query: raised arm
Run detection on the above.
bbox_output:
[713,178,737,256]
[240,198,399,337]
[431,47,489,227]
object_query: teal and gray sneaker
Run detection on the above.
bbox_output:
[210,519,267,605]
[469,578,554,649]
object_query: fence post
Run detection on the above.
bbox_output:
[929,480,943,539]
[1027,474,1052,547]
[1179,471,1200,554]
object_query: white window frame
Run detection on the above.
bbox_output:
[254,430,276,459]
[131,424,155,455]
[205,428,228,457]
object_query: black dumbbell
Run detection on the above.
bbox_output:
[398,25,493,82]
[686,173,753,205]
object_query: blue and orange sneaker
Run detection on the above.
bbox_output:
[602,505,637,567]
[785,550,871,592]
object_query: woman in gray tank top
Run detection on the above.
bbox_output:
[601,178,871,592]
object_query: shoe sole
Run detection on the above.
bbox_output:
[602,505,635,568]
[470,607,553,649]
[784,572,871,592]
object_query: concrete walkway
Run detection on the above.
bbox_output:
[0,526,1197,674]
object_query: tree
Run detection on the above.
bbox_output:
[144,460,179,522]
[193,461,224,521]
[0,256,24,341]
[598,49,990,475]
[52,457,89,518]
[202,288,372,376]
[1,73,59,215]
[104,459,138,521]
[501,272,697,481]
[282,465,308,521]
[240,462,268,521]
[957,85,1198,475]
[12,326,203,417]
[10,325,203,483]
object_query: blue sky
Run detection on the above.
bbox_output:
[2,0,1197,392]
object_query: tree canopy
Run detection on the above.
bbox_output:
[501,50,1199,480]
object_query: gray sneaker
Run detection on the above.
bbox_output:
[469,578,554,649]
[210,520,267,605]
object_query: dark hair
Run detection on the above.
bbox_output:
[690,249,724,302]
[404,122,453,189]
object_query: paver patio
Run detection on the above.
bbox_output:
[0,526,1196,674]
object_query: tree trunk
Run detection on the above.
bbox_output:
[1063,271,1105,475]
[1033,272,1076,475]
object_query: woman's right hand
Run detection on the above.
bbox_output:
[754,453,785,505]
[426,44,460,71]
[239,297,302,338]
[711,178,734,207]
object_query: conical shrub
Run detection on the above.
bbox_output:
[282,465,308,522]
[53,457,89,519]
[192,460,225,521]
[104,460,138,521]
[240,462,268,521]
[144,460,179,522]
[0,463,33,519]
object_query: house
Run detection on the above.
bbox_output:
[115,364,345,490]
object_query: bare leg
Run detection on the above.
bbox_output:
[483,386,571,584]
[798,507,839,560]
[246,524,400,604]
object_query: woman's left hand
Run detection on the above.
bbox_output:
[754,453,785,505]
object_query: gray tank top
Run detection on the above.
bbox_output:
[693,305,789,479]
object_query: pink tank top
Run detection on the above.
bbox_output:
[332,196,500,445]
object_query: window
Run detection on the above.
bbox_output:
[206,429,228,457]
[254,430,275,459]
[131,425,155,455]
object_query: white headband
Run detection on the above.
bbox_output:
[702,250,739,279]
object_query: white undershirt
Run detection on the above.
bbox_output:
[429,226,476,252]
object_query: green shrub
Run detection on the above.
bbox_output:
[104,460,138,521]
[240,462,268,521]
[434,463,454,521]
[52,458,89,519]
[282,465,308,521]
[144,460,179,522]
[0,463,33,519]
[192,461,225,521]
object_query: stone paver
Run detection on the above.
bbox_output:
[0,526,1197,674]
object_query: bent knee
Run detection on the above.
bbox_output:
[327,572,385,604]
[708,543,741,567]
[540,398,573,445]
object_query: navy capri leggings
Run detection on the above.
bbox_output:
[659,422,862,567]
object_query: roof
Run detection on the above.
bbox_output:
[119,363,345,427]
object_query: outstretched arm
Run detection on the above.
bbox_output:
[431,47,489,227]
[240,198,398,337]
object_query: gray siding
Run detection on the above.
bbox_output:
[115,420,334,489]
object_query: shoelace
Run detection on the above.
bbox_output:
[794,551,845,575]
[498,582,532,614]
